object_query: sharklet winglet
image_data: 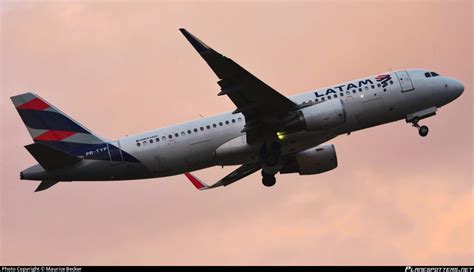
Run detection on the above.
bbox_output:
[184,172,211,191]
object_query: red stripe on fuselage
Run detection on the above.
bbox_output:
[34,130,76,141]
[17,98,50,110]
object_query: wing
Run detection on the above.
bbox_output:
[184,162,261,190]
[179,29,298,143]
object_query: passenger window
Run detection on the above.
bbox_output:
[206,125,210,129]
[365,86,369,90]
[137,142,140,147]
[315,98,319,102]
[322,97,325,101]
[162,136,166,141]
[219,122,223,126]
[194,128,198,132]
[225,121,229,125]
[213,124,217,128]
[175,133,179,137]
[390,80,393,84]
[340,93,344,97]
[143,141,147,145]
[346,91,350,95]
[156,138,159,142]
[328,96,332,99]
[181,132,185,136]
[334,94,337,98]
[237,118,242,122]
[168,135,172,139]
[377,83,381,87]
[187,130,191,134]
[149,139,153,143]
[232,119,235,123]
[200,127,204,131]
[353,90,357,94]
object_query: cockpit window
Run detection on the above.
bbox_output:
[425,72,440,78]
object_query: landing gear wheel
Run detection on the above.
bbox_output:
[418,125,429,137]
[262,175,276,187]
[410,119,429,137]
[261,170,276,187]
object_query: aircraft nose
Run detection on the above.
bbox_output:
[451,79,464,99]
[449,79,464,101]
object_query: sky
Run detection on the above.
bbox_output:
[0,0,472,266]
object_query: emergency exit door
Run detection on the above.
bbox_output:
[395,70,415,92]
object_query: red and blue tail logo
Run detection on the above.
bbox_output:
[11,92,106,153]
[11,92,139,163]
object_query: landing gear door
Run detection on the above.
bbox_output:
[107,141,124,165]
[396,70,415,92]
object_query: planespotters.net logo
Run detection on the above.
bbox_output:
[406,267,474,272]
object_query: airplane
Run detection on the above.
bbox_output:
[11,28,464,192]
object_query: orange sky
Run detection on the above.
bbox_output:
[1,1,472,265]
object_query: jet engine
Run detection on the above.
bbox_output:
[280,144,337,175]
[284,99,346,132]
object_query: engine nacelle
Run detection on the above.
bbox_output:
[284,100,346,132]
[280,144,337,175]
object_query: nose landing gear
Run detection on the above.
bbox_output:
[411,119,429,137]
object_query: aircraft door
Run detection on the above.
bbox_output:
[395,70,415,92]
[107,141,124,165]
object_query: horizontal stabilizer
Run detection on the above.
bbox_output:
[25,143,82,170]
[35,180,60,192]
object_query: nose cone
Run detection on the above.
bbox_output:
[452,79,464,98]
[444,78,464,104]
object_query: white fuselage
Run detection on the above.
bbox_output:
[21,69,464,182]
[118,69,461,177]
